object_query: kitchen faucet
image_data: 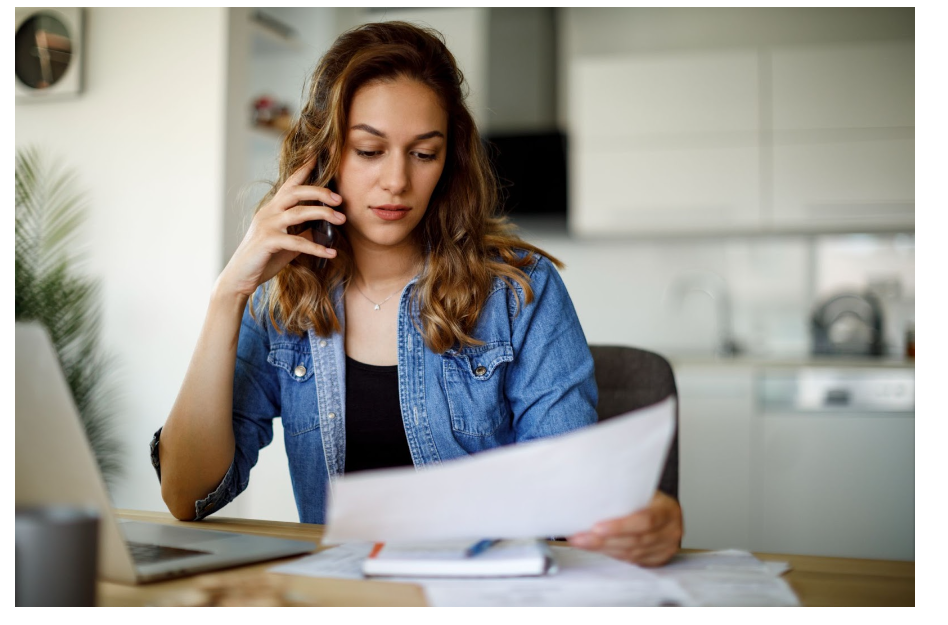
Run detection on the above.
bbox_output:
[666,272,743,358]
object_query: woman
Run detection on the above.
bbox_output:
[154,21,681,566]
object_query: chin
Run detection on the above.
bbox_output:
[363,225,422,249]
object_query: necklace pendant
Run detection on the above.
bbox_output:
[374,304,381,311]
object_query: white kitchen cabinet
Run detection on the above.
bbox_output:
[571,144,760,236]
[567,39,914,236]
[770,41,914,132]
[770,137,914,231]
[751,367,915,560]
[675,362,914,560]
[569,50,761,236]
[753,411,914,560]
[769,41,915,231]
[676,364,756,551]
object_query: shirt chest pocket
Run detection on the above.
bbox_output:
[442,342,513,437]
[267,344,318,436]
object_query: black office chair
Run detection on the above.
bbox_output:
[588,345,679,499]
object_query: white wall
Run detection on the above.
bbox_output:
[15,8,232,514]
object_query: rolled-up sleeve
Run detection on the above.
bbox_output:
[149,426,240,520]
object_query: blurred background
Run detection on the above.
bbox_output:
[15,7,915,561]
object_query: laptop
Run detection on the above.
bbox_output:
[15,321,316,583]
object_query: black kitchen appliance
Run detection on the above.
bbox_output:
[811,291,885,356]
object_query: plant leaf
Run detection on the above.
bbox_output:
[15,147,124,488]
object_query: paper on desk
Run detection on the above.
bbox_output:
[661,549,791,575]
[419,575,690,607]
[421,549,798,607]
[270,544,798,607]
[271,542,694,607]
[654,550,799,607]
[272,543,661,583]
[322,397,676,543]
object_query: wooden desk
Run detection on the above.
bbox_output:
[101,510,914,607]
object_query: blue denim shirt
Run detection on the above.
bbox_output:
[153,253,598,524]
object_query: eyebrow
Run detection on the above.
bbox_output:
[351,123,444,141]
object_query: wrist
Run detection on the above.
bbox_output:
[209,279,251,316]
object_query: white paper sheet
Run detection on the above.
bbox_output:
[271,542,375,580]
[653,550,799,607]
[322,396,676,543]
[270,543,800,607]
[419,577,690,608]
[270,543,694,607]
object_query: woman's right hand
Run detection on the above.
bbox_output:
[218,159,346,298]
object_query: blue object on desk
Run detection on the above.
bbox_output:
[465,539,501,558]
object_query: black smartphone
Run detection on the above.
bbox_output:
[300,171,339,269]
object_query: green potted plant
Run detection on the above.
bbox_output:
[15,146,123,487]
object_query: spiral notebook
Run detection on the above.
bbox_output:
[362,539,557,578]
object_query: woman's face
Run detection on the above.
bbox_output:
[335,77,448,253]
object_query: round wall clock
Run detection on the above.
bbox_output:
[15,7,84,101]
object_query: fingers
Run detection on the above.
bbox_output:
[579,516,679,551]
[567,492,684,567]
[594,508,659,536]
[263,160,343,216]
[267,185,343,216]
[568,525,679,567]
[597,542,679,567]
[568,520,668,553]
[278,202,346,231]
[272,231,338,261]
[286,157,317,185]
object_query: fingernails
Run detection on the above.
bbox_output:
[330,192,342,203]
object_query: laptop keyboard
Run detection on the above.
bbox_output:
[127,541,211,565]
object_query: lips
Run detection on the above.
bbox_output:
[371,204,411,221]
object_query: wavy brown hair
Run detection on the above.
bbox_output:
[258,21,561,353]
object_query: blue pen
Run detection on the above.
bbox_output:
[465,539,501,557]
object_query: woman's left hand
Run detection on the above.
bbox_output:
[566,490,683,566]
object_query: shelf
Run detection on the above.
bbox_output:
[250,124,286,142]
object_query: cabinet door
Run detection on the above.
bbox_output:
[754,411,914,560]
[770,41,914,231]
[569,50,761,235]
[676,365,755,551]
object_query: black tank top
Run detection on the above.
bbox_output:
[343,356,413,473]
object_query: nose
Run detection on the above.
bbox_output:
[380,153,409,195]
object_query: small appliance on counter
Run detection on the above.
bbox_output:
[811,291,884,356]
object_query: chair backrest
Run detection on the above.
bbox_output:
[589,345,679,500]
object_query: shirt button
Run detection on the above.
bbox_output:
[328,412,336,419]
[294,365,306,378]
[318,340,327,348]
[474,366,487,376]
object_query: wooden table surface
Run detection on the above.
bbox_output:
[100,510,914,607]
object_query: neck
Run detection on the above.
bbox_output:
[350,239,422,293]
